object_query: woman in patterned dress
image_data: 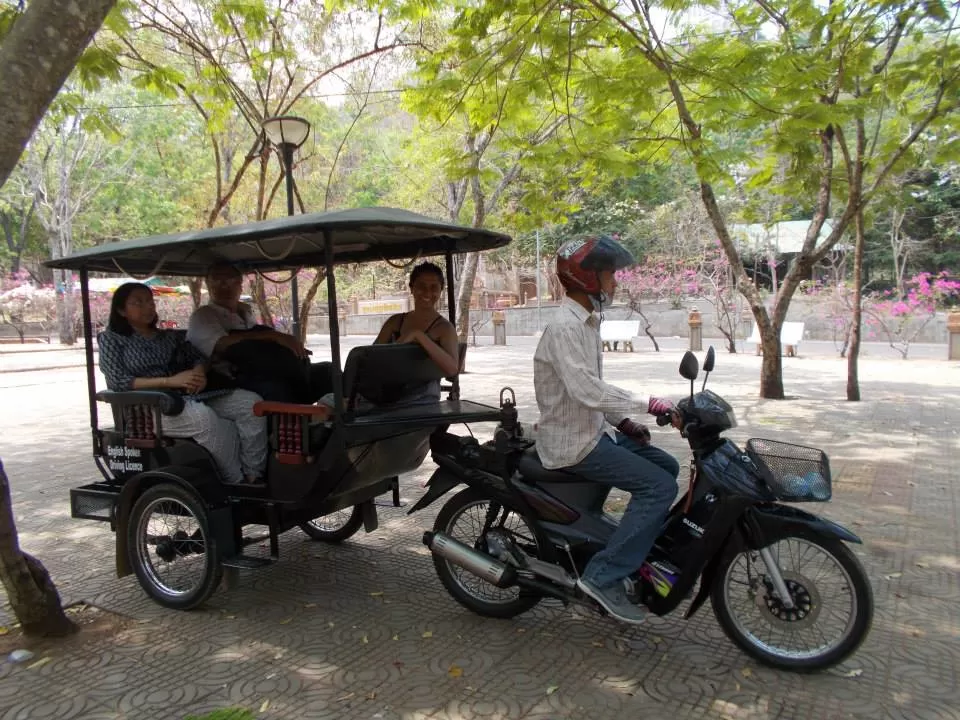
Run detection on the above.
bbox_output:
[97,283,267,485]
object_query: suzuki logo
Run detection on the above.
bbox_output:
[683,517,705,536]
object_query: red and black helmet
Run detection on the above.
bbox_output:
[556,235,636,295]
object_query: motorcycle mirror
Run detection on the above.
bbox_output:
[679,351,699,381]
[703,346,715,373]
[701,346,715,391]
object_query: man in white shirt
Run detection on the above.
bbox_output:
[533,235,680,624]
[187,264,331,403]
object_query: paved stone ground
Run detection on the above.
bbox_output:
[1,337,958,720]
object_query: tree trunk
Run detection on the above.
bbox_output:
[719,328,737,354]
[846,208,866,401]
[696,180,784,398]
[298,271,326,345]
[0,459,75,637]
[251,275,273,327]
[0,0,117,188]
[187,279,203,309]
[455,252,479,342]
[54,268,76,345]
[759,334,784,398]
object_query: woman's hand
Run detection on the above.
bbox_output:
[189,366,207,394]
[396,329,425,346]
[168,367,206,393]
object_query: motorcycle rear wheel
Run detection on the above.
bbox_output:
[432,487,542,619]
[711,533,873,671]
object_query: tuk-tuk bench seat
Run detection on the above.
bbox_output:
[96,390,185,448]
[342,399,502,443]
[251,398,503,464]
[253,344,498,466]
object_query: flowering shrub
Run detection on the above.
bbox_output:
[618,260,701,309]
[0,271,57,342]
[801,271,960,358]
[865,272,960,358]
[616,245,740,352]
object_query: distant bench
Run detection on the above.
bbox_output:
[746,322,805,357]
[0,330,52,344]
[600,320,641,352]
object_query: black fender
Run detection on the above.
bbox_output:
[682,527,741,619]
[746,503,862,547]
[115,464,233,578]
[407,469,463,515]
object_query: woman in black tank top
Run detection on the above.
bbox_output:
[373,262,460,380]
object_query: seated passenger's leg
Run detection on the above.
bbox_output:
[206,389,268,480]
[163,399,243,483]
[239,375,297,403]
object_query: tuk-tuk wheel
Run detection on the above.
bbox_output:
[127,482,223,610]
[299,506,363,543]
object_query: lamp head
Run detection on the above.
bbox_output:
[262,115,311,148]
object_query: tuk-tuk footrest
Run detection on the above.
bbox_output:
[71,484,119,522]
[222,554,276,569]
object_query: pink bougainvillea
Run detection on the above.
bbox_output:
[865,272,960,357]
[803,271,960,358]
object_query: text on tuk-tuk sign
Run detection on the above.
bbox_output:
[107,445,144,473]
[357,299,408,315]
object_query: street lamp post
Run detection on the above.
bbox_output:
[262,115,311,338]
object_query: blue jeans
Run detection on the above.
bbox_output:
[572,432,680,588]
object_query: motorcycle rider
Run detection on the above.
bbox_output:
[533,235,680,624]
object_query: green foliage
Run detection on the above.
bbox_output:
[183,708,255,720]
[5,0,959,321]
[0,1,20,43]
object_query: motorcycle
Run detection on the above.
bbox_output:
[409,347,874,671]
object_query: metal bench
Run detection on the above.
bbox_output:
[746,321,805,357]
[600,320,640,352]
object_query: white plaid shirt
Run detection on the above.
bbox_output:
[533,297,651,469]
[186,301,258,358]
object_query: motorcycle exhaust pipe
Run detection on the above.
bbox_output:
[423,531,517,588]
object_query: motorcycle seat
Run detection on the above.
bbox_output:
[518,447,584,484]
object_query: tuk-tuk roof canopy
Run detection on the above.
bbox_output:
[44,207,512,276]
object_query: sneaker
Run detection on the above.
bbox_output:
[577,577,648,625]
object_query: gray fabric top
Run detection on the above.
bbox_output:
[45,207,511,275]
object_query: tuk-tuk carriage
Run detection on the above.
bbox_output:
[45,207,511,610]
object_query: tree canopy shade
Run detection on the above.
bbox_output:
[44,206,512,275]
[0,0,118,188]
[413,0,960,397]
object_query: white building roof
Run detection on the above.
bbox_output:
[730,220,850,255]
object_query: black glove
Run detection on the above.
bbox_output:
[617,418,651,446]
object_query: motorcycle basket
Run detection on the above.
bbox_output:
[745,438,831,502]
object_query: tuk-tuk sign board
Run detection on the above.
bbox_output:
[106,444,144,474]
[357,298,408,315]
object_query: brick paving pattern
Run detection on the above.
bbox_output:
[0,336,958,719]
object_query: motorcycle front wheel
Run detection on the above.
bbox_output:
[711,533,873,671]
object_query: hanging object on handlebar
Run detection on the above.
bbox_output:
[494,387,527,458]
[499,387,519,432]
